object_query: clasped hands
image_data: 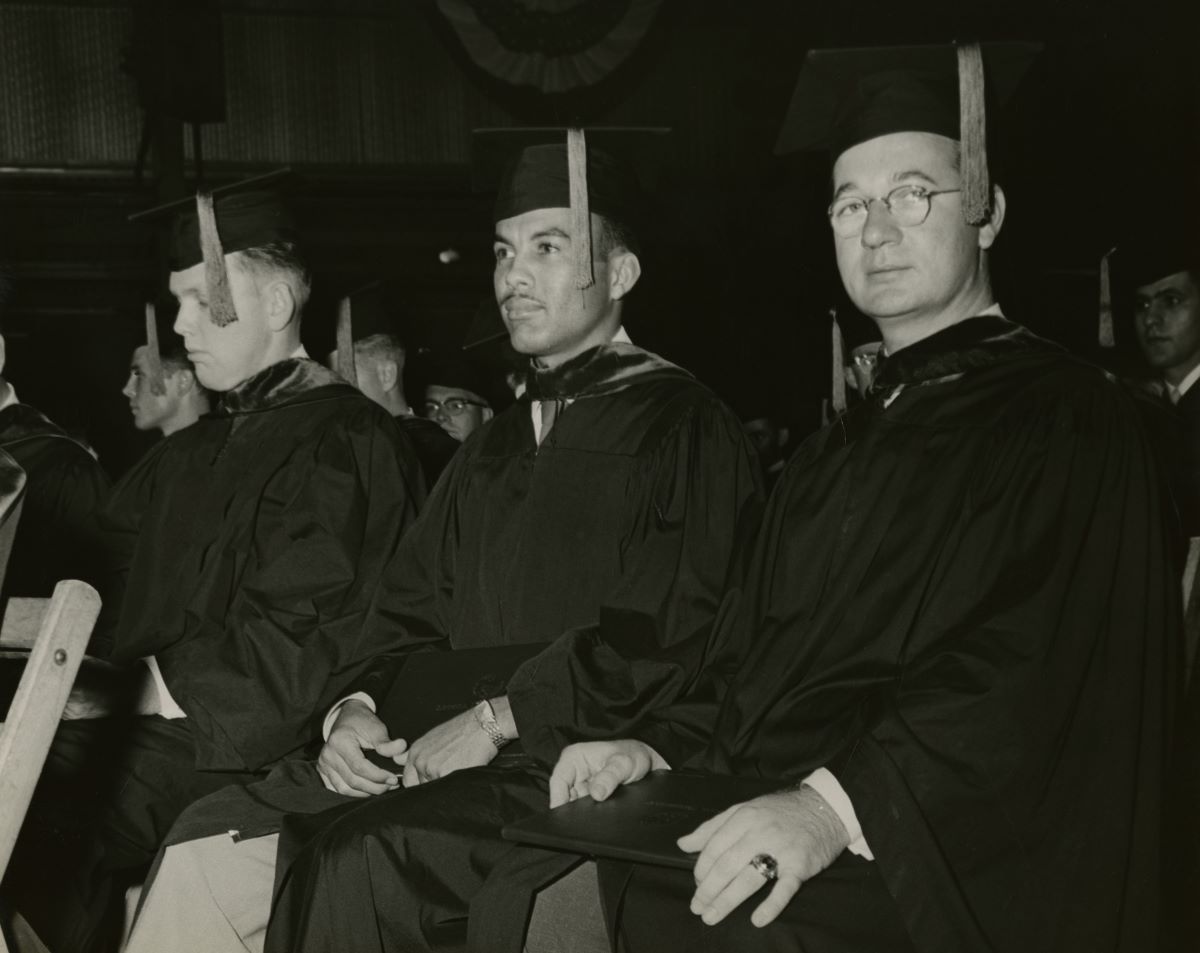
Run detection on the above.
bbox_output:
[550,740,851,928]
[316,698,509,797]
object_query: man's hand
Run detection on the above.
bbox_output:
[316,700,406,797]
[677,785,850,929]
[548,740,669,808]
[61,657,140,720]
[399,706,498,787]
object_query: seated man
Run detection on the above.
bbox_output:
[3,185,425,953]
[1126,231,1200,532]
[123,130,761,953]
[0,331,110,602]
[122,332,211,439]
[328,288,460,488]
[478,43,1176,953]
[417,350,497,444]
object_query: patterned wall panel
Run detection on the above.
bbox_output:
[0,3,516,167]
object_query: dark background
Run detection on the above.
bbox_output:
[0,0,1195,475]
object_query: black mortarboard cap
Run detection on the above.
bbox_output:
[475,128,669,286]
[166,189,298,273]
[129,169,297,272]
[130,170,296,328]
[1112,225,1200,293]
[463,297,508,352]
[776,42,1039,224]
[410,349,509,411]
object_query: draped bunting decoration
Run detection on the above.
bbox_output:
[435,0,668,94]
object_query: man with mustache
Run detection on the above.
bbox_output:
[5,185,425,953]
[123,132,761,953]
[482,43,1176,953]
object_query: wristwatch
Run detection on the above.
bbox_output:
[473,698,509,750]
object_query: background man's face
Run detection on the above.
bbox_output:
[1134,270,1200,383]
[327,349,390,408]
[122,345,177,431]
[833,132,981,323]
[423,384,491,442]
[170,259,274,391]
[493,207,616,363]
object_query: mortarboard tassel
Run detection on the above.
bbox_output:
[831,309,847,415]
[336,296,357,385]
[144,301,166,396]
[1099,246,1116,348]
[956,42,991,226]
[567,127,595,291]
[196,192,240,328]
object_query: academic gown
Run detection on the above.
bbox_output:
[395,412,460,489]
[548,317,1175,953]
[6,358,425,953]
[166,342,762,953]
[1166,384,1200,949]
[0,402,110,600]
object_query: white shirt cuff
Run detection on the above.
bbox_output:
[143,656,187,720]
[801,767,873,861]
[321,692,375,740]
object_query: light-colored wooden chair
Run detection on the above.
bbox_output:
[0,580,102,953]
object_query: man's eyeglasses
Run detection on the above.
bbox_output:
[828,185,961,238]
[423,398,487,417]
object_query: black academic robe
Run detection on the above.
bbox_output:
[548,317,1175,953]
[167,342,762,953]
[0,401,110,599]
[395,413,460,489]
[255,343,761,751]
[105,358,426,771]
[6,358,425,953]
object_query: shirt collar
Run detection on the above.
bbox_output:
[1168,362,1200,403]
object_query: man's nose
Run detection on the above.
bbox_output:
[861,199,901,249]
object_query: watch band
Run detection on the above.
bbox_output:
[474,698,508,750]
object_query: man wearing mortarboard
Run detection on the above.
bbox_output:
[119,129,762,953]
[1118,229,1200,531]
[490,42,1176,953]
[1117,224,1200,953]
[122,302,211,439]
[326,284,460,487]
[4,182,426,953]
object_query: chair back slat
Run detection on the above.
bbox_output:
[0,580,101,877]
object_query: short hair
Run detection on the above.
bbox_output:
[229,241,313,314]
[596,214,641,259]
[160,337,192,374]
[353,333,406,366]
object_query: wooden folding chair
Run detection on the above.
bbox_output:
[0,580,101,953]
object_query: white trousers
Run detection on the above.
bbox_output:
[124,833,278,953]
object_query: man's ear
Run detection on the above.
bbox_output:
[264,280,298,332]
[608,250,642,302]
[0,333,7,378]
[978,184,1006,251]
[481,407,494,424]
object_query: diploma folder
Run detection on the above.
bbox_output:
[502,769,781,869]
